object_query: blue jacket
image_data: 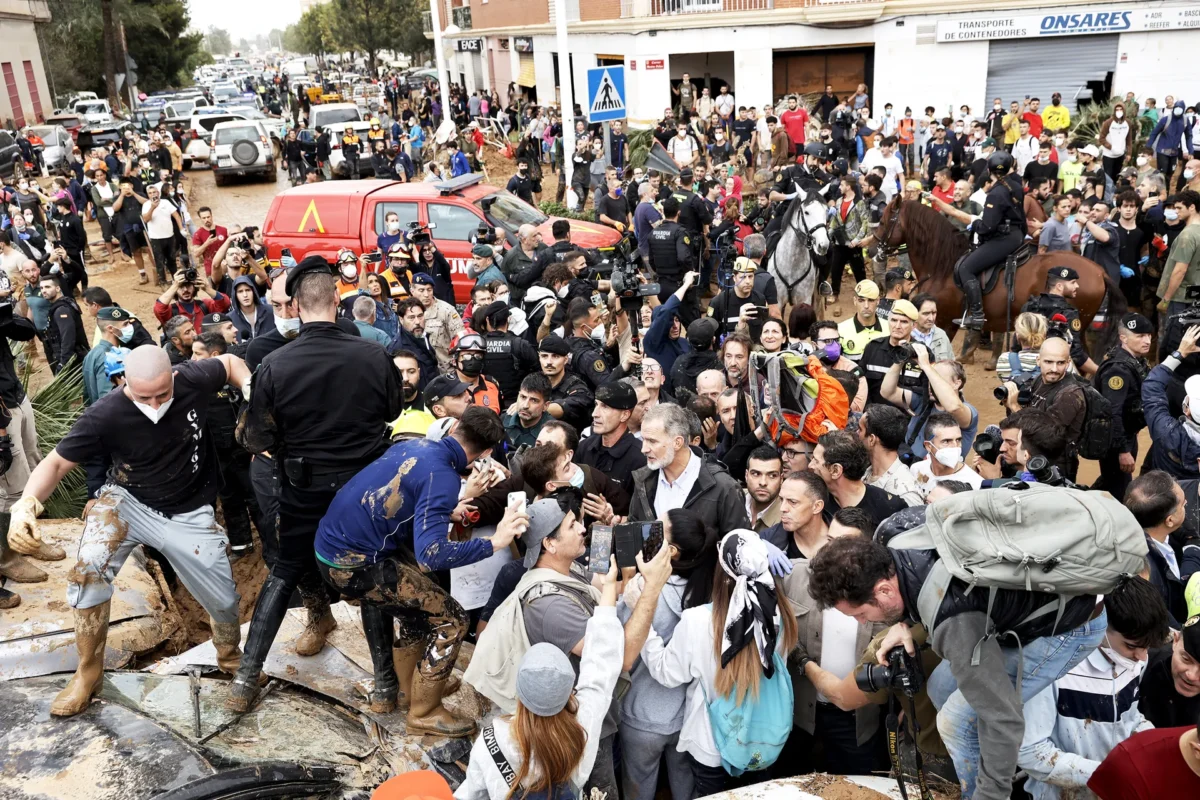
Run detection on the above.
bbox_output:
[315,437,493,571]
[450,150,471,177]
[1143,360,1200,479]
[1147,100,1193,156]
[644,294,690,383]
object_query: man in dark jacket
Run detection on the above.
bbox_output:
[1137,617,1200,729]
[628,403,749,536]
[41,274,88,373]
[538,334,594,435]
[645,271,696,391]
[53,198,88,288]
[575,381,647,495]
[807,527,1124,800]
[669,316,720,398]
[390,297,437,392]
[1125,470,1200,627]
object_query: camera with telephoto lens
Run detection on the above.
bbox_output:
[472,223,498,246]
[184,268,199,284]
[1159,284,1200,372]
[1024,454,1074,487]
[973,428,1002,464]
[994,371,1036,405]
[855,645,925,697]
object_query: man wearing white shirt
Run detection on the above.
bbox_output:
[1012,119,1039,176]
[141,183,183,286]
[627,403,748,535]
[860,137,905,202]
[909,413,983,499]
[755,106,773,170]
[667,123,698,169]
[714,85,735,126]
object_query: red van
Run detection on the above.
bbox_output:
[261,174,622,304]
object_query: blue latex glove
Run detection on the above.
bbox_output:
[1139,255,1150,265]
[1120,264,1135,279]
[763,540,793,577]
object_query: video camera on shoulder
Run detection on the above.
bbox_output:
[855,645,924,698]
[602,233,659,310]
[1159,284,1200,371]
[472,223,499,246]
[407,220,435,247]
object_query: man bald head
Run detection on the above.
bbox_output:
[696,369,727,404]
[1037,336,1071,385]
[124,345,174,412]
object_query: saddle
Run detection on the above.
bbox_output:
[952,240,1036,295]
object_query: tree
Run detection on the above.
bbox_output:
[101,0,118,109]
[204,26,233,56]
[329,0,407,74]
[284,6,332,62]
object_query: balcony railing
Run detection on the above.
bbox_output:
[452,5,473,29]
[621,0,772,16]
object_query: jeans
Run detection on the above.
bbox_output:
[928,608,1108,799]
[620,726,694,800]
[687,753,728,798]
[585,733,620,800]
[828,243,866,296]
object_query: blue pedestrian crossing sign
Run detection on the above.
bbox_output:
[587,66,626,122]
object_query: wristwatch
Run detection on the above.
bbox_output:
[1172,350,1183,361]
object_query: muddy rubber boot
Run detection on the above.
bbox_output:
[51,601,110,717]
[361,605,399,713]
[211,620,244,675]
[226,576,290,712]
[293,590,336,657]
[0,534,48,583]
[394,642,462,710]
[0,512,64,562]
[0,585,18,608]
[405,671,477,738]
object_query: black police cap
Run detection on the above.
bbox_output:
[285,254,335,297]
[1120,313,1153,334]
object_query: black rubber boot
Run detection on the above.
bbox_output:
[225,575,291,712]
[361,605,399,713]
[954,278,987,331]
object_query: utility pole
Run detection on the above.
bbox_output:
[555,0,574,203]
[101,0,119,111]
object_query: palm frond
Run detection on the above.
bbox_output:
[1071,99,1148,156]
[22,362,88,519]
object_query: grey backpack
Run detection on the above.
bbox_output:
[887,485,1147,665]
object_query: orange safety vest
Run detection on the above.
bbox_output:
[469,376,501,412]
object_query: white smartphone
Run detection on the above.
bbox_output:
[507,491,527,516]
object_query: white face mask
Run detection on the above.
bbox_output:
[557,285,570,299]
[340,265,357,280]
[568,464,585,488]
[1137,156,1148,167]
[1101,635,1145,673]
[1055,137,1065,146]
[1165,209,1180,221]
[386,220,400,233]
[1066,154,1077,162]
[133,397,173,424]
[591,323,605,343]
[1188,170,1197,181]
[1115,111,1124,119]
[994,104,1002,111]
[1176,107,1185,117]
[274,315,301,338]
[933,447,961,469]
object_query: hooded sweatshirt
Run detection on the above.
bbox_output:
[228,275,272,343]
[1147,100,1193,156]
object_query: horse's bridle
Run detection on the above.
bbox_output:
[873,197,901,264]
[786,185,829,256]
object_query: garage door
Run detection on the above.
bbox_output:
[773,50,868,100]
[985,36,1117,115]
[517,53,535,88]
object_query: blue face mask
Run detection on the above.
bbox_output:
[569,466,585,488]
[118,325,135,343]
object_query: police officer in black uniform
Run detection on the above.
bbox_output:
[538,333,594,433]
[1020,267,1096,375]
[1094,312,1153,497]
[673,167,714,289]
[229,255,404,712]
[954,150,1026,330]
[475,301,539,409]
[648,196,698,326]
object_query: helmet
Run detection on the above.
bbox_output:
[987,150,1014,174]
[387,242,411,260]
[104,347,130,379]
[336,248,357,264]
[450,332,486,354]
[803,142,826,159]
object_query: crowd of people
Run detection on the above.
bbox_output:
[5,75,1200,800]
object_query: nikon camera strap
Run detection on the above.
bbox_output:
[886,691,934,800]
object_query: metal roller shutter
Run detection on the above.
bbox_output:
[985,35,1118,115]
[518,53,536,88]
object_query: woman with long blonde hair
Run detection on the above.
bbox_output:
[638,529,798,797]
[455,559,624,800]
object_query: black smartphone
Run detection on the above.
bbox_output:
[280,247,293,261]
[589,525,613,574]
[752,305,770,319]
[613,522,664,567]
[366,251,383,264]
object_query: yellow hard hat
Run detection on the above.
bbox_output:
[389,408,435,439]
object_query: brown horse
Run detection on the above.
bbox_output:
[875,197,1126,357]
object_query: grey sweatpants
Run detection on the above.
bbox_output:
[67,483,240,623]
[0,395,42,512]
[620,725,694,800]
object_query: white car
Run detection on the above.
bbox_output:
[73,100,113,124]
[165,112,250,169]
[209,120,274,185]
[308,102,363,134]
[28,125,72,171]
[329,119,378,178]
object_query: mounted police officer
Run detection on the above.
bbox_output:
[954,149,1026,330]
[648,196,698,325]
[1094,312,1153,497]
[1020,267,1097,375]
[764,142,833,240]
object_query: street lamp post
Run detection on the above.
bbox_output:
[428,0,453,125]
[555,0,575,203]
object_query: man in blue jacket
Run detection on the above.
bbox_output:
[1143,324,1200,480]
[643,269,698,391]
[315,406,521,737]
[447,140,471,178]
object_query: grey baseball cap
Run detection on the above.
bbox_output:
[517,642,576,715]
[522,498,568,568]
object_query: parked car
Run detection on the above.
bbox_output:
[307,102,362,133]
[73,100,114,124]
[263,173,622,304]
[45,113,84,141]
[75,121,136,153]
[209,120,274,185]
[0,129,21,179]
[164,112,250,168]
[28,125,73,171]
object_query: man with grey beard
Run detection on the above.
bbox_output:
[625,403,748,535]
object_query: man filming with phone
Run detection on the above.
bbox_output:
[710,257,767,337]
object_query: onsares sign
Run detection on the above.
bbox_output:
[936,5,1200,42]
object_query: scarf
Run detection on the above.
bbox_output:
[717,530,779,677]
[1182,415,1200,448]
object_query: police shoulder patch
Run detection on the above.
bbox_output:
[683,235,691,245]
[593,359,606,373]
[1108,375,1124,391]
[1071,318,1081,331]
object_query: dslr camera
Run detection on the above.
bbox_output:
[994,371,1036,406]
[892,342,916,365]
[183,268,199,284]
[855,645,925,697]
[472,223,499,246]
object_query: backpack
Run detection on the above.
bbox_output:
[1070,376,1114,459]
[887,485,1147,664]
[704,649,793,776]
